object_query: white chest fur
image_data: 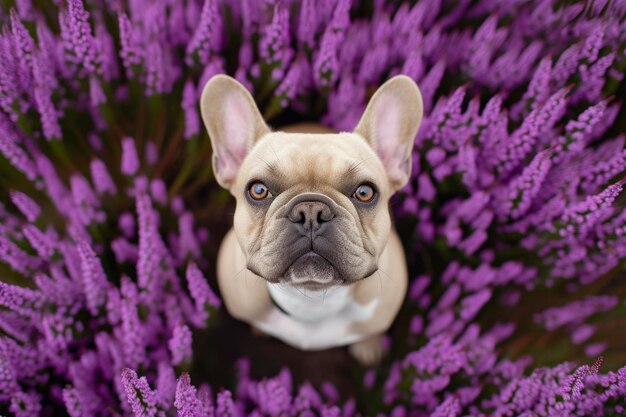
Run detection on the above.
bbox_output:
[252,283,379,350]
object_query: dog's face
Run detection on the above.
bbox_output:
[200,75,422,289]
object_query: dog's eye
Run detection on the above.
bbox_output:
[248,182,271,200]
[353,184,376,203]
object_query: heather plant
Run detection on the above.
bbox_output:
[1,0,626,416]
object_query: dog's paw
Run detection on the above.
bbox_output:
[251,326,270,338]
[349,335,384,366]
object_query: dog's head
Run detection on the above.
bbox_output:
[200,75,422,290]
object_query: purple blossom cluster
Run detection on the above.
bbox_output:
[0,145,220,414]
[1,0,626,416]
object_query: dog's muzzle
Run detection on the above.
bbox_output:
[286,192,337,237]
[281,193,343,287]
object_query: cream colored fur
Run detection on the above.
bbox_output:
[201,75,422,365]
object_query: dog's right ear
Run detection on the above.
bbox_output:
[354,76,423,191]
[200,75,271,189]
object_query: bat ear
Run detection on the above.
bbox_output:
[354,75,423,190]
[200,75,271,189]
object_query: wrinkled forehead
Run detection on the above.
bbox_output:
[237,132,387,192]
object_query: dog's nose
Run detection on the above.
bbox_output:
[288,201,335,233]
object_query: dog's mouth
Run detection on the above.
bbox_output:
[283,251,343,289]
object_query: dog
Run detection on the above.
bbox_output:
[200,74,423,365]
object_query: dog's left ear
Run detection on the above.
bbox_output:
[200,75,271,190]
[354,76,423,190]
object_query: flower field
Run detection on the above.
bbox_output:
[1,0,626,415]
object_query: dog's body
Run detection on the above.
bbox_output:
[217,225,407,352]
[201,76,422,364]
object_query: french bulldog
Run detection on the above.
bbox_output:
[200,74,423,365]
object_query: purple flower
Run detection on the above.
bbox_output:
[156,362,177,408]
[431,396,460,417]
[358,43,390,84]
[186,0,222,66]
[0,352,20,400]
[121,137,140,176]
[459,288,492,321]
[35,154,71,213]
[561,357,603,400]
[121,368,160,417]
[275,54,310,108]
[323,73,365,130]
[70,174,103,225]
[34,270,78,307]
[145,141,159,166]
[0,129,38,179]
[95,22,119,81]
[559,179,625,237]
[553,100,606,162]
[186,261,220,325]
[174,373,203,416]
[136,193,173,303]
[496,88,569,176]
[9,390,41,417]
[89,76,106,106]
[118,13,143,76]
[76,240,109,314]
[178,211,201,259]
[580,146,626,194]
[512,55,552,119]
[199,56,226,91]
[552,43,579,85]
[146,48,168,95]
[571,324,595,345]
[62,0,99,76]
[150,179,168,205]
[467,15,501,76]
[329,0,351,33]
[15,0,33,20]
[23,225,55,258]
[169,324,192,366]
[120,277,146,370]
[401,48,425,82]
[534,296,618,331]
[577,52,615,102]
[90,159,117,195]
[495,149,552,220]
[216,390,237,417]
[63,387,97,417]
[0,282,43,323]
[118,212,136,238]
[1,2,626,416]
[182,79,199,139]
[9,10,34,90]
[297,0,317,47]
[579,23,605,64]
[584,342,607,358]
[32,53,62,140]
[259,3,293,78]
[111,237,138,264]
[89,132,103,151]
[9,191,40,222]
[313,27,341,89]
